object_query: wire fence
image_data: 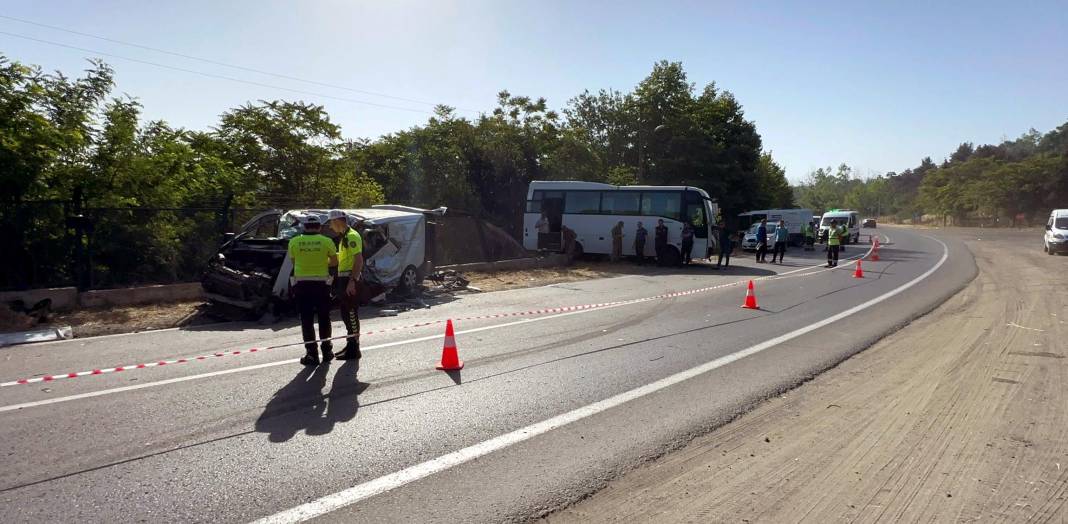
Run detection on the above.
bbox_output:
[0,197,321,292]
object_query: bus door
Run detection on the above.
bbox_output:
[682,190,711,258]
[539,191,564,251]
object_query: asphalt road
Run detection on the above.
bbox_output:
[548,227,1067,523]
[0,227,976,523]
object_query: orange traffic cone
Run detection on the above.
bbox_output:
[741,280,759,309]
[436,319,464,370]
[853,259,864,278]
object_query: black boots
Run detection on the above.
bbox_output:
[300,346,320,366]
[334,338,362,361]
[300,343,334,366]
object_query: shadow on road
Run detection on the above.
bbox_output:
[254,359,367,442]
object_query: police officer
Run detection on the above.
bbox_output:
[826,219,841,268]
[327,210,364,361]
[803,221,815,251]
[287,215,337,366]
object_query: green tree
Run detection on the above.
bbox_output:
[754,153,794,208]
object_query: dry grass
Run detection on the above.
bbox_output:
[0,300,210,338]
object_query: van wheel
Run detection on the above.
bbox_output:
[658,246,681,266]
[398,265,421,295]
[1047,243,1054,255]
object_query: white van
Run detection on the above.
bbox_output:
[1044,209,1068,255]
[737,209,814,245]
[819,210,860,244]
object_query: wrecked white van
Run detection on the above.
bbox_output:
[203,205,445,316]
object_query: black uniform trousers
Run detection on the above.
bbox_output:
[333,276,360,349]
[827,245,840,266]
[294,280,331,353]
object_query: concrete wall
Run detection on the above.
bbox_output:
[77,283,204,308]
[438,254,569,273]
[0,287,79,312]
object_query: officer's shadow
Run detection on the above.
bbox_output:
[254,359,367,443]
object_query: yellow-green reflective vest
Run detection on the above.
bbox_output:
[336,227,363,275]
[288,233,335,279]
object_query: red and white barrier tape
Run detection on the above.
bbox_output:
[1,248,872,388]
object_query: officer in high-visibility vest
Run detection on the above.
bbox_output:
[826,219,841,268]
[287,215,338,366]
[839,222,849,251]
[327,209,364,362]
[803,221,815,251]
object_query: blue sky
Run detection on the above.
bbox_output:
[2,0,1066,182]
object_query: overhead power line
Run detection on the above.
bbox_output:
[0,30,441,115]
[0,14,478,113]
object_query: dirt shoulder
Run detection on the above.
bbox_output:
[548,229,1068,523]
[462,260,655,293]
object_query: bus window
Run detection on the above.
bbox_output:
[564,191,601,214]
[526,190,543,213]
[601,191,641,215]
[641,192,681,220]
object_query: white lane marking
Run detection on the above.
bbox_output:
[0,306,636,414]
[253,236,949,524]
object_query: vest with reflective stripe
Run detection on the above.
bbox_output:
[288,233,335,278]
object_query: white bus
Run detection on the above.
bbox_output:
[523,181,720,265]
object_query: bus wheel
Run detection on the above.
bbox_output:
[658,246,681,267]
[572,242,584,260]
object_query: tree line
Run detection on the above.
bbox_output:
[795,124,1068,225]
[1,56,793,289]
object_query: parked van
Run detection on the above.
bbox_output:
[819,210,860,244]
[736,208,814,246]
[1044,209,1068,255]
